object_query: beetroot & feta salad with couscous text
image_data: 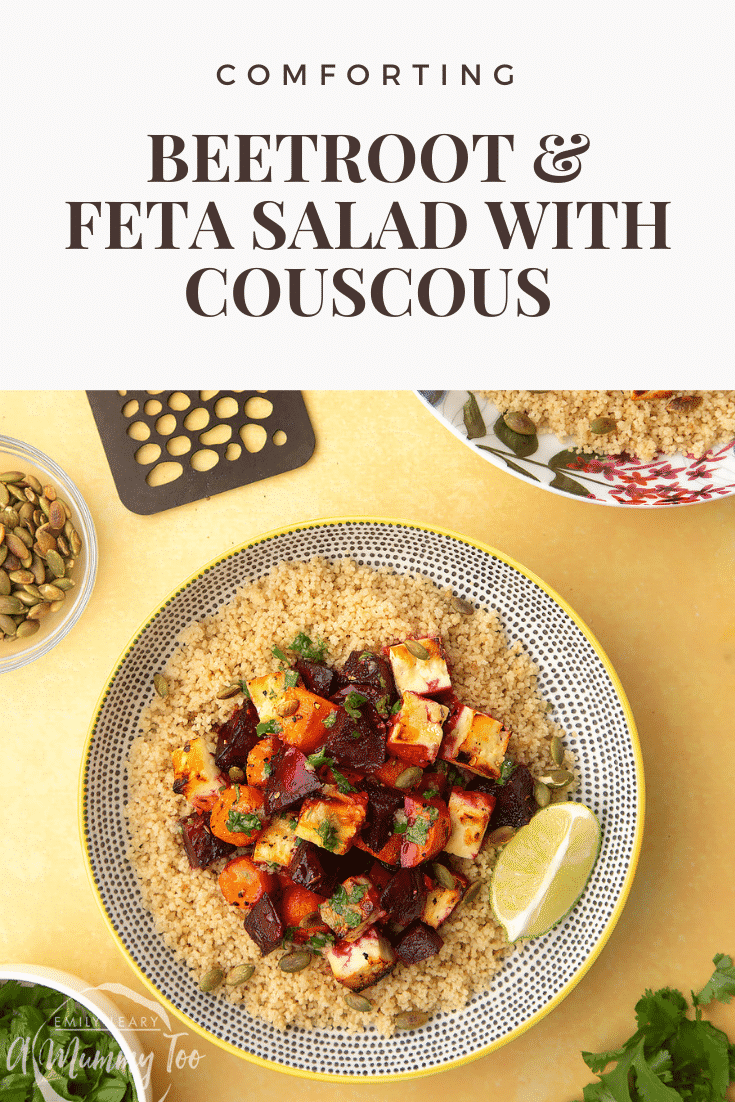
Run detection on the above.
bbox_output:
[126,559,574,1035]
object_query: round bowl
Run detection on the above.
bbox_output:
[418,391,735,507]
[0,963,151,1101]
[0,435,97,671]
[81,518,644,1081]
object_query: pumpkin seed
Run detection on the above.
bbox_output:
[38,495,51,518]
[45,550,65,578]
[31,555,46,585]
[35,529,57,556]
[395,1011,430,1031]
[216,682,242,700]
[69,528,82,555]
[0,471,24,483]
[27,602,52,621]
[48,500,66,531]
[534,780,551,808]
[299,912,322,928]
[538,768,575,788]
[276,698,299,717]
[550,736,565,767]
[39,583,64,602]
[395,765,423,789]
[17,592,41,607]
[404,640,429,660]
[42,484,57,502]
[344,993,372,1013]
[0,595,24,615]
[487,825,516,846]
[228,766,245,783]
[49,599,65,613]
[13,526,33,548]
[0,545,6,567]
[5,533,29,560]
[503,410,536,435]
[10,569,35,585]
[667,394,702,414]
[550,787,569,803]
[0,484,9,507]
[0,612,17,636]
[225,964,255,987]
[278,950,312,973]
[463,880,483,904]
[54,577,75,591]
[23,584,43,600]
[0,570,10,596]
[56,535,70,557]
[431,862,456,890]
[199,968,224,993]
[24,474,42,494]
[16,619,40,638]
[153,673,169,698]
[451,595,475,615]
[8,484,27,502]
[23,487,38,505]
[589,417,618,435]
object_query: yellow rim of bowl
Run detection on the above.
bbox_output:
[79,515,645,1083]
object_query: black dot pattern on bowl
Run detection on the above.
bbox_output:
[82,520,642,1078]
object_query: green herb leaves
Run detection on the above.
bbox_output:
[288,632,328,663]
[578,955,735,1101]
[343,691,368,719]
[226,808,262,836]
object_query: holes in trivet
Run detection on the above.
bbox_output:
[225,443,242,460]
[167,436,191,456]
[156,414,177,436]
[135,443,161,465]
[127,421,150,441]
[214,396,238,419]
[200,424,231,446]
[190,449,219,472]
[184,407,209,431]
[168,392,191,411]
[240,423,267,453]
[122,399,139,417]
[146,461,183,486]
[244,396,273,420]
[273,430,287,446]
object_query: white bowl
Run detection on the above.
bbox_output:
[0,963,151,1102]
[418,391,735,507]
[0,436,97,671]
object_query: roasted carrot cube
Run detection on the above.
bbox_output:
[386,691,449,768]
[246,735,280,788]
[354,830,403,866]
[370,756,415,789]
[218,855,276,913]
[209,783,265,846]
[400,794,451,868]
[276,686,341,754]
[281,884,330,945]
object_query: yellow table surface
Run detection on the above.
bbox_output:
[2,389,734,1101]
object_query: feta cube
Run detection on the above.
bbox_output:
[171,737,225,811]
[388,636,452,696]
[422,870,469,928]
[252,812,300,867]
[386,691,449,767]
[444,788,496,859]
[325,927,396,991]
[319,875,386,941]
[295,788,367,855]
[246,671,289,724]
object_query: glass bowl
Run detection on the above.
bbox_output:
[0,963,151,1101]
[0,435,97,671]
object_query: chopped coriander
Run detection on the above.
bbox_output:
[323,711,337,728]
[284,669,299,688]
[331,767,357,794]
[256,719,281,737]
[344,691,368,719]
[423,786,440,800]
[375,695,389,717]
[359,650,374,661]
[404,805,438,847]
[308,932,335,951]
[272,644,289,664]
[307,747,332,769]
[263,760,273,777]
[241,680,251,699]
[694,952,735,1007]
[226,808,262,835]
[316,820,339,851]
[391,698,403,715]
[289,632,328,662]
[393,810,408,834]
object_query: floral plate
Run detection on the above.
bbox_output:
[417,391,735,507]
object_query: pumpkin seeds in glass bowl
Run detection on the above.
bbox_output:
[0,436,97,672]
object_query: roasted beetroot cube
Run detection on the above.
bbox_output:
[179,813,236,868]
[395,920,444,964]
[263,745,323,816]
[214,700,260,773]
[325,708,387,772]
[293,658,338,698]
[288,841,341,897]
[331,681,393,719]
[360,782,404,854]
[379,866,427,928]
[243,891,284,955]
[334,843,373,881]
[343,650,396,704]
[480,761,536,829]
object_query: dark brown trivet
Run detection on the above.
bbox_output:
[87,390,315,515]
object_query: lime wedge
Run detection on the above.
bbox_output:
[489,803,601,941]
